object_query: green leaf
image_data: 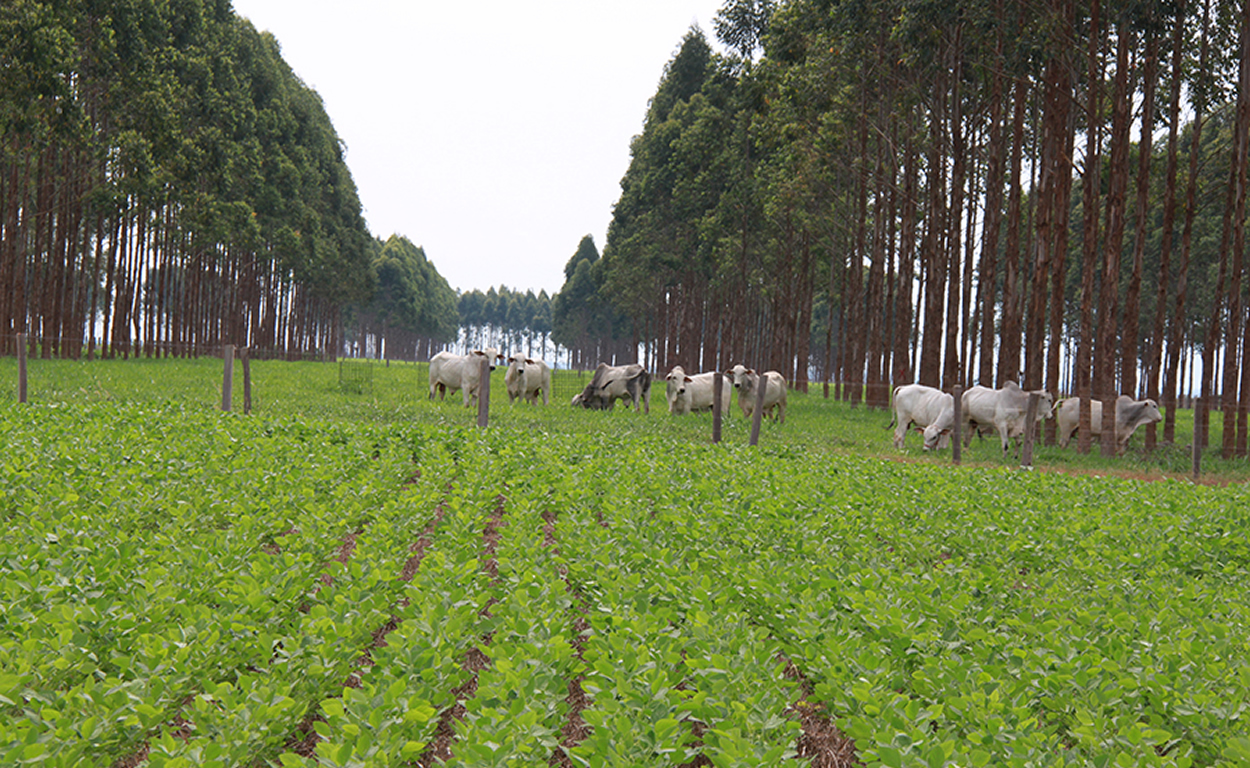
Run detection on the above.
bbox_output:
[878,746,903,768]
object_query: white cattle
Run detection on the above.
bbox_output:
[664,365,732,415]
[889,383,954,450]
[728,364,787,423]
[428,348,501,407]
[1054,395,1163,453]
[504,354,551,405]
[571,363,651,413]
[961,381,1054,456]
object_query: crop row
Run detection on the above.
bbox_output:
[5,402,1250,766]
[1,404,472,765]
[539,434,1250,767]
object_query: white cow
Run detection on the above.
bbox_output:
[428,348,501,407]
[504,354,551,405]
[728,364,787,423]
[961,381,1054,456]
[571,363,651,413]
[1054,395,1163,453]
[665,365,732,415]
[889,383,955,450]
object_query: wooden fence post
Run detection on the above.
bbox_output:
[951,384,962,465]
[221,344,234,412]
[477,356,491,428]
[1021,392,1041,468]
[712,371,724,444]
[241,347,252,415]
[749,374,768,447]
[17,333,27,404]
[1193,396,1204,482]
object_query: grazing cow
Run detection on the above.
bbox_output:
[889,383,955,450]
[571,363,651,413]
[504,354,551,405]
[961,381,1054,456]
[664,365,732,415]
[1054,395,1163,453]
[728,364,787,423]
[428,348,502,407]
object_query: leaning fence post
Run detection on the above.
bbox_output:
[17,333,27,404]
[241,347,252,415]
[712,371,724,444]
[1021,392,1041,468]
[951,384,963,465]
[749,374,768,447]
[476,356,491,428]
[221,344,234,412]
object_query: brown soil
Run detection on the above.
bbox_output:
[415,495,508,767]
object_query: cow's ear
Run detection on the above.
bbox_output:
[684,376,693,382]
[526,358,536,364]
[748,368,757,374]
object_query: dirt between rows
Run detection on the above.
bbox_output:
[116,487,860,767]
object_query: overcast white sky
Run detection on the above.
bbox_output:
[228,1,727,297]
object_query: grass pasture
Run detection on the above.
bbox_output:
[2,357,1249,767]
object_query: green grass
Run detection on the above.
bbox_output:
[1,356,1243,483]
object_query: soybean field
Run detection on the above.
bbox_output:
[2,358,1249,767]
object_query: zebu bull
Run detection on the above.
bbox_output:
[889,383,954,450]
[571,363,651,413]
[428,348,502,407]
[728,364,787,423]
[961,381,1055,456]
[665,365,732,415]
[1054,395,1163,454]
[504,354,551,405]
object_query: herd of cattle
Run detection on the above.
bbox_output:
[891,381,1164,456]
[426,348,786,422]
[425,348,1163,455]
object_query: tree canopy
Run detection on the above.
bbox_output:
[0,0,450,362]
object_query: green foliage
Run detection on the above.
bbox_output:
[3,357,1250,766]
[458,284,552,354]
[359,235,458,344]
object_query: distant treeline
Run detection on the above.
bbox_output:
[551,0,1250,456]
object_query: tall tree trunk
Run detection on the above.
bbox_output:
[1076,0,1104,454]
[1154,0,1190,444]
[866,125,888,405]
[943,25,966,390]
[1046,96,1076,443]
[895,127,919,385]
[1233,1,1250,457]
[979,44,1007,387]
[849,100,869,403]
[1096,20,1133,455]
[1123,31,1159,405]
[998,77,1028,386]
[919,78,948,388]
[1219,3,1250,458]
[1186,0,1214,448]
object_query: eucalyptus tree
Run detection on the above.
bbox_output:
[0,0,374,362]
[599,28,733,373]
[553,235,629,368]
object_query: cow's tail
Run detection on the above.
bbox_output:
[885,385,903,429]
